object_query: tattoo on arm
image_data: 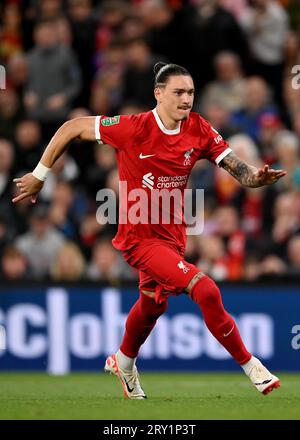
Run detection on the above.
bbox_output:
[220,152,259,188]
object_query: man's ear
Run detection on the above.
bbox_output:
[154,87,162,103]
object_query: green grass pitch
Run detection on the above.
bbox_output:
[1,372,300,420]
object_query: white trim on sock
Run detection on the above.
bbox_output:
[241,356,258,376]
[116,349,136,371]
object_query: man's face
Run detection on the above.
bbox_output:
[155,75,195,122]
[35,24,58,49]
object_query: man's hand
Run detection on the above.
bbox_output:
[254,164,287,186]
[12,173,44,204]
[221,152,287,188]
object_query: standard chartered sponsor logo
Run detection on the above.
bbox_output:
[0,289,274,374]
[142,172,155,189]
[157,174,188,189]
[141,173,189,189]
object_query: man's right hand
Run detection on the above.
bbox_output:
[12,173,44,204]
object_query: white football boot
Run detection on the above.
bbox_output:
[104,354,147,400]
[248,357,280,395]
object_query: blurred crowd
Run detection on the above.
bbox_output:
[1,0,300,283]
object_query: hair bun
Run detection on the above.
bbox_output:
[153,62,167,76]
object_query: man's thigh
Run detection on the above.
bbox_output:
[124,240,200,295]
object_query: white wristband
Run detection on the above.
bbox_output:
[32,162,51,181]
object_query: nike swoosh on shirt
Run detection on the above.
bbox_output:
[139,153,156,159]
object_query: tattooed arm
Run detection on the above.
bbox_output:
[220,151,287,188]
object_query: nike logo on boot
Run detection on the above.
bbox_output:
[124,377,134,393]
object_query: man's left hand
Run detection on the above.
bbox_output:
[254,164,287,186]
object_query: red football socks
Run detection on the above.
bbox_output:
[120,291,168,358]
[120,277,251,365]
[190,276,251,365]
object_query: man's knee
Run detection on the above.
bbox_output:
[187,274,221,307]
[141,290,168,313]
[141,289,156,299]
[185,272,206,294]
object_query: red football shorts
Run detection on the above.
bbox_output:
[122,239,201,304]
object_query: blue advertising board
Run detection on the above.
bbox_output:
[0,285,299,373]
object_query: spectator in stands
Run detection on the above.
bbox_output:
[24,19,82,137]
[86,144,116,196]
[196,235,229,281]
[212,205,246,280]
[286,235,300,277]
[15,204,65,279]
[0,88,23,140]
[197,51,246,113]
[202,102,235,140]
[256,113,283,163]
[122,38,162,109]
[270,192,300,255]
[37,0,63,20]
[258,254,287,279]
[241,0,289,105]
[230,76,278,142]
[182,0,249,88]
[22,0,64,51]
[273,130,300,191]
[7,54,29,97]
[282,76,300,126]
[79,211,110,254]
[0,139,15,223]
[48,180,82,240]
[39,153,80,202]
[0,3,23,64]
[221,0,248,20]
[0,245,29,281]
[0,216,15,257]
[51,241,86,281]
[92,40,125,115]
[283,31,300,78]
[214,133,261,205]
[0,138,15,192]
[95,0,128,57]
[68,0,97,106]
[291,110,300,138]
[14,120,44,173]
[136,0,185,66]
[121,15,145,42]
[87,237,136,282]
[55,16,73,48]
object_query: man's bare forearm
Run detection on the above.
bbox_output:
[39,120,76,168]
[40,117,96,168]
[220,152,260,188]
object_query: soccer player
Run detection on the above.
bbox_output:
[13,63,286,399]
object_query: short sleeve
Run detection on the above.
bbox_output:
[199,116,232,166]
[94,114,138,150]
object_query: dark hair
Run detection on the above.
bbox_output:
[153,62,191,87]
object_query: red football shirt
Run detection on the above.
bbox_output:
[95,109,231,252]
